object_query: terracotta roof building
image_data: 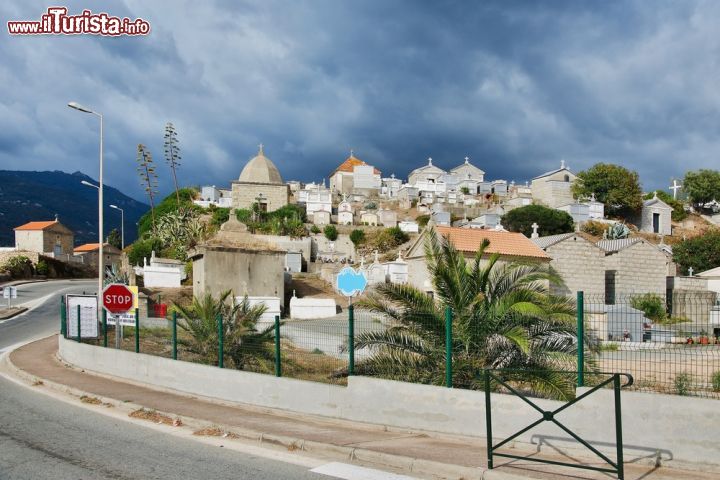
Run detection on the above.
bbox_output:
[73,242,122,268]
[14,219,74,256]
[329,152,381,195]
[405,226,549,294]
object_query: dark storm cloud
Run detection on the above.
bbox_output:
[1,0,718,199]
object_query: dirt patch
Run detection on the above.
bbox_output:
[129,408,177,426]
[80,395,102,405]
[193,426,240,439]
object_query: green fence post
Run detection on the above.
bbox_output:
[577,291,585,388]
[172,311,177,360]
[614,374,625,480]
[445,306,452,388]
[274,315,281,377]
[60,296,66,338]
[348,305,355,375]
[134,308,140,353]
[217,314,224,368]
[76,305,81,343]
[102,309,108,348]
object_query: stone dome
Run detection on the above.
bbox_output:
[238,145,283,184]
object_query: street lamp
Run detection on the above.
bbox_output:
[109,204,124,250]
[81,180,99,189]
[68,101,104,318]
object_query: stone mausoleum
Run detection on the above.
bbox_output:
[231,145,289,212]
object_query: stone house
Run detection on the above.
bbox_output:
[405,226,550,295]
[532,232,607,297]
[596,238,673,300]
[408,157,446,185]
[378,208,398,227]
[530,160,576,208]
[73,243,122,268]
[635,193,672,236]
[329,152,380,195]
[313,210,331,225]
[360,211,379,226]
[449,157,485,182]
[14,220,74,256]
[231,145,290,211]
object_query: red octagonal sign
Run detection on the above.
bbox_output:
[103,284,134,314]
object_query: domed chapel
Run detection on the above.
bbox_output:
[231,144,290,211]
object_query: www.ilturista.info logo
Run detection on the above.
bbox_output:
[7,7,150,36]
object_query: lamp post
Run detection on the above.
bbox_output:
[109,204,124,250]
[69,102,103,311]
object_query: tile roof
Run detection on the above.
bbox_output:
[531,233,576,250]
[332,156,381,175]
[14,220,58,231]
[74,243,101,253]
[435,226,550,260]
[595,238,642,253]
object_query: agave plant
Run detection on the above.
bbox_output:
[173,290,277,371]
[354,229,588,400]
[104,263,129,286]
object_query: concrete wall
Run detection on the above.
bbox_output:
[289,297,337,319]
[258,235,312,266]
[193,246,285,300]
[59,336,720,471]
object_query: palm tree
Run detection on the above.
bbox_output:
[354,229,585,399]
[173,290,277,371]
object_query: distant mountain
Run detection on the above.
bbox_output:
[0,170,149,247]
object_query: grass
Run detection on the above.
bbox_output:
[674,372,693,396]
[599,342,619,352]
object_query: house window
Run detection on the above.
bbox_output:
[563,174,570,182]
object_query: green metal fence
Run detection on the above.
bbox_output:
[58,289,720,398]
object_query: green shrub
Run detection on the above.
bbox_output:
[581,220,606,237]
[416,214,430,227]
[0,255,33,278]
[137,187,200,237]
[35,259,49,276]
[350,229,365,247]
[128,237,163,266]
[310,225,321,234]
[501,204,574,237]
[712,371,720,393]
[674,372,692,396]
[323,225,338,241]
[630,294,667,323]
[210,207,230,228]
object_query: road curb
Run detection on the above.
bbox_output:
[3,344,488,480]
[0,307,28,320]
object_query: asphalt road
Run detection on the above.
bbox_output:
[0,280,329,480]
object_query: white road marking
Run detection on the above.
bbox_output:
[311,462,419,480]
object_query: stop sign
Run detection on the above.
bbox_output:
[102,284,134,314]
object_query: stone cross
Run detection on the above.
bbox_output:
[669,179,682,200]
[464,156,469,164]
[428,157,433,166]
[258,143,264,154]
[688,267,694,277]
[560,159,566,169]
[531,222,539,239]
[590,192,596,202]
[374,250,379,263]
[350,149,354,157]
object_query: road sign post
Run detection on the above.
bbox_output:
[102,284,135,349]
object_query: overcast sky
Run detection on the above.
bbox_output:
[2,1,719,201]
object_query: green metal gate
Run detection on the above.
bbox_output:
[484,370,634,479]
